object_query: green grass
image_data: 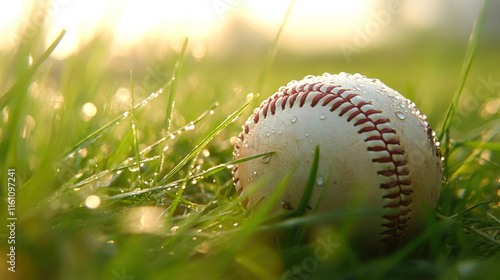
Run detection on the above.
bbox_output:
[1,2,500,280]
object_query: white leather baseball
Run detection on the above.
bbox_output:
[232,72,442,248]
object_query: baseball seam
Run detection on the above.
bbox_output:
[233,81,413,244]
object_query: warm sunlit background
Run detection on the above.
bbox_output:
[1,0,495,58]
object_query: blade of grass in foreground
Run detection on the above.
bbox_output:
[165,37,188,132]
[130,70,143,182]
[156,93,260,186]
[283,145,320,247]
[167,150,201,226]
[156,37,189,181]
[438,0,490,143]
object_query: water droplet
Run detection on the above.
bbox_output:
[128,166,140,172]
[395,111,406,120]
[316,176,324,186]
[253,171,257,175]
[185,122,195,130]
[291,116,297,123]
[261,154,272,163]
[319,113,326,120]
[305,133,309,137]
[278,130,282,134]
[171,226,179,232]
[310,140,314,143]
[266,133,270,137]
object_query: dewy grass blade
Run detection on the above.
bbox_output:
[438,0,490,143]
[165,37,188,133]
[157,37,189,180]
[156,93,260,186]
[130,70,143,182]
[58,77,173,162]
[167,150,201,226]
[198,152,275,178]
[0,29,66,107]
[143,103,218,157]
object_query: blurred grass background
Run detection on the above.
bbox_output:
[1,0,500,279]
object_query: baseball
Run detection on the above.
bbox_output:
[232,72,443,248]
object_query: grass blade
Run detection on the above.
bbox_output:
[438,0,490,142]
[167,150,200,226]
[448,119,500,182]
[157,37,189,180]
[283,145,320,247]
[460,141,500,152]
[156,93,260,186]
[130,70,143,182]
[165,37,188,132]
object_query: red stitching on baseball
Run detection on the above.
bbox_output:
[282,96,289,110]
[234,80,413,245]
[347,110,363,121]
[311,93,327,107]
[289,94,298,107]
[299,91,309,107]
[339,104,356,116]
[330,100,347,111]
